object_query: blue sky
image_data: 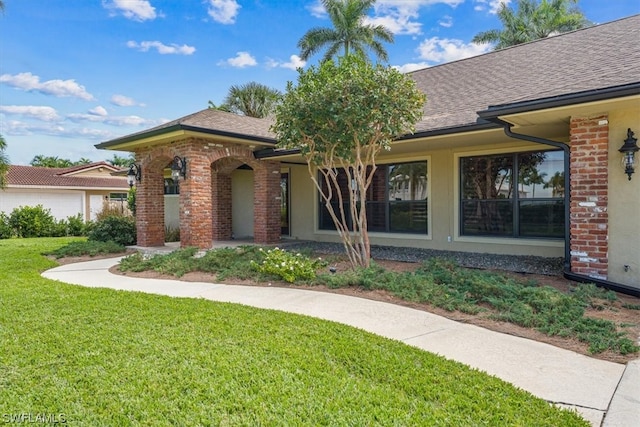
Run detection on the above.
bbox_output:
[1,0,638,165]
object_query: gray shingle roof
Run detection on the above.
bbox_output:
[96,108,276,148]
[410,14,640,132]
[97,15,639,149]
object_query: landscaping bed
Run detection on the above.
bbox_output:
[103,244,640,364]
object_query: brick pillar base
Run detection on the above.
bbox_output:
[180,156,213,249]
[136,166,165,247]
[254,161,281,244]
[212,172,232,241]
[569,115,609,279]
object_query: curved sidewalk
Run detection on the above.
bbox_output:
[42,257,638,427]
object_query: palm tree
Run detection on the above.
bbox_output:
[219,82,282,118]
[298,0,393,63]
[0,134,9,189]
[472,0,589,50]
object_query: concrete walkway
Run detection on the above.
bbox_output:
[42,257,639,427]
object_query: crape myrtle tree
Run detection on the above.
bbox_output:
[272,55,425,268]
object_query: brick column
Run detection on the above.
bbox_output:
[179,155,213,249]
[254,161,281,244]
[211,172,232,241]
[136,165,165,247]
[569,115,609,279]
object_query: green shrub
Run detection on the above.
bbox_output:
[45,240,126,258]
[0,212,13,239]
[8,205,57,238]
[66,213,88,236]
[88,216,136,246]
[50,218,68,237]
[165,226,180,242]
[251,247,326,283]
[128,187,136,216]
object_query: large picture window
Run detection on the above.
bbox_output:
[460,150,564,238]
[319,161,428,234]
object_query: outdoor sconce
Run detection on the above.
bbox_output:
[171,156,187,182]
[127,163,142,188]
[619,128,639,181]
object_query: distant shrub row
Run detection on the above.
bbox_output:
[0,205,88,239]
[0,204,137,246]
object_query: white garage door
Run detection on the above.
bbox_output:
[0,189,84,220]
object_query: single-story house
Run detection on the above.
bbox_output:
[96,15,640,295]
[1,162,130,221]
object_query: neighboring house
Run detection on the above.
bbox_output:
[96,15,640,294]
[1,162,130,221]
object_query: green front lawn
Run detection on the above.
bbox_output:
[0,238,587,426]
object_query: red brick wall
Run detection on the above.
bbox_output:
[133,139,280,249]
[211,172,232,240]
[253,160,282,244]
[569,115,609,279]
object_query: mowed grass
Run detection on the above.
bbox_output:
[0,238,588,426]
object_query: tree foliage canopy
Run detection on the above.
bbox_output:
[297,0,393,63]
[107,153,136,167]
[273,55,425,165]
[472,0,589,50]
[272,55,425,267]
[30,155,92,168]
[0,134,9,189]
[210,82,282,118]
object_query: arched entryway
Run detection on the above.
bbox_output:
[134,140,281,249]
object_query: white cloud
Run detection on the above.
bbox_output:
[307,1,326,18]
[0,120,114,140]
[126,40,196,55]
[89,106,108,116]
[474,0,510,14]
[0,105,60,121]
[393,62,431,73]
[219,51,257,68]
[439,15,453,28]
[416,37,491,64]
[110,94,145,107]
[266,55,306,71]
[102,0,158,21]
[66,112,152,127]
[207,0,240,24]
[309,1,464,35]
[0,72,94,101]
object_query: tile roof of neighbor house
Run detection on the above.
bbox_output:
[6,163,129,189]
[96,14,640,150]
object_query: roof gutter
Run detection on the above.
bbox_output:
[479,82,640,118]
[486,117,640,297]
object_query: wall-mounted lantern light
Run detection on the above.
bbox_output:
[171,156,187,182]
[127,163,142,188]
[619,128,639,181]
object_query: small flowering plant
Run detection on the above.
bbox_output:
[251,247,326,283]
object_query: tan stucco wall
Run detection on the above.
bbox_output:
[607,107,640,288]
[287,129,565,258]
[231,169,254,239]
